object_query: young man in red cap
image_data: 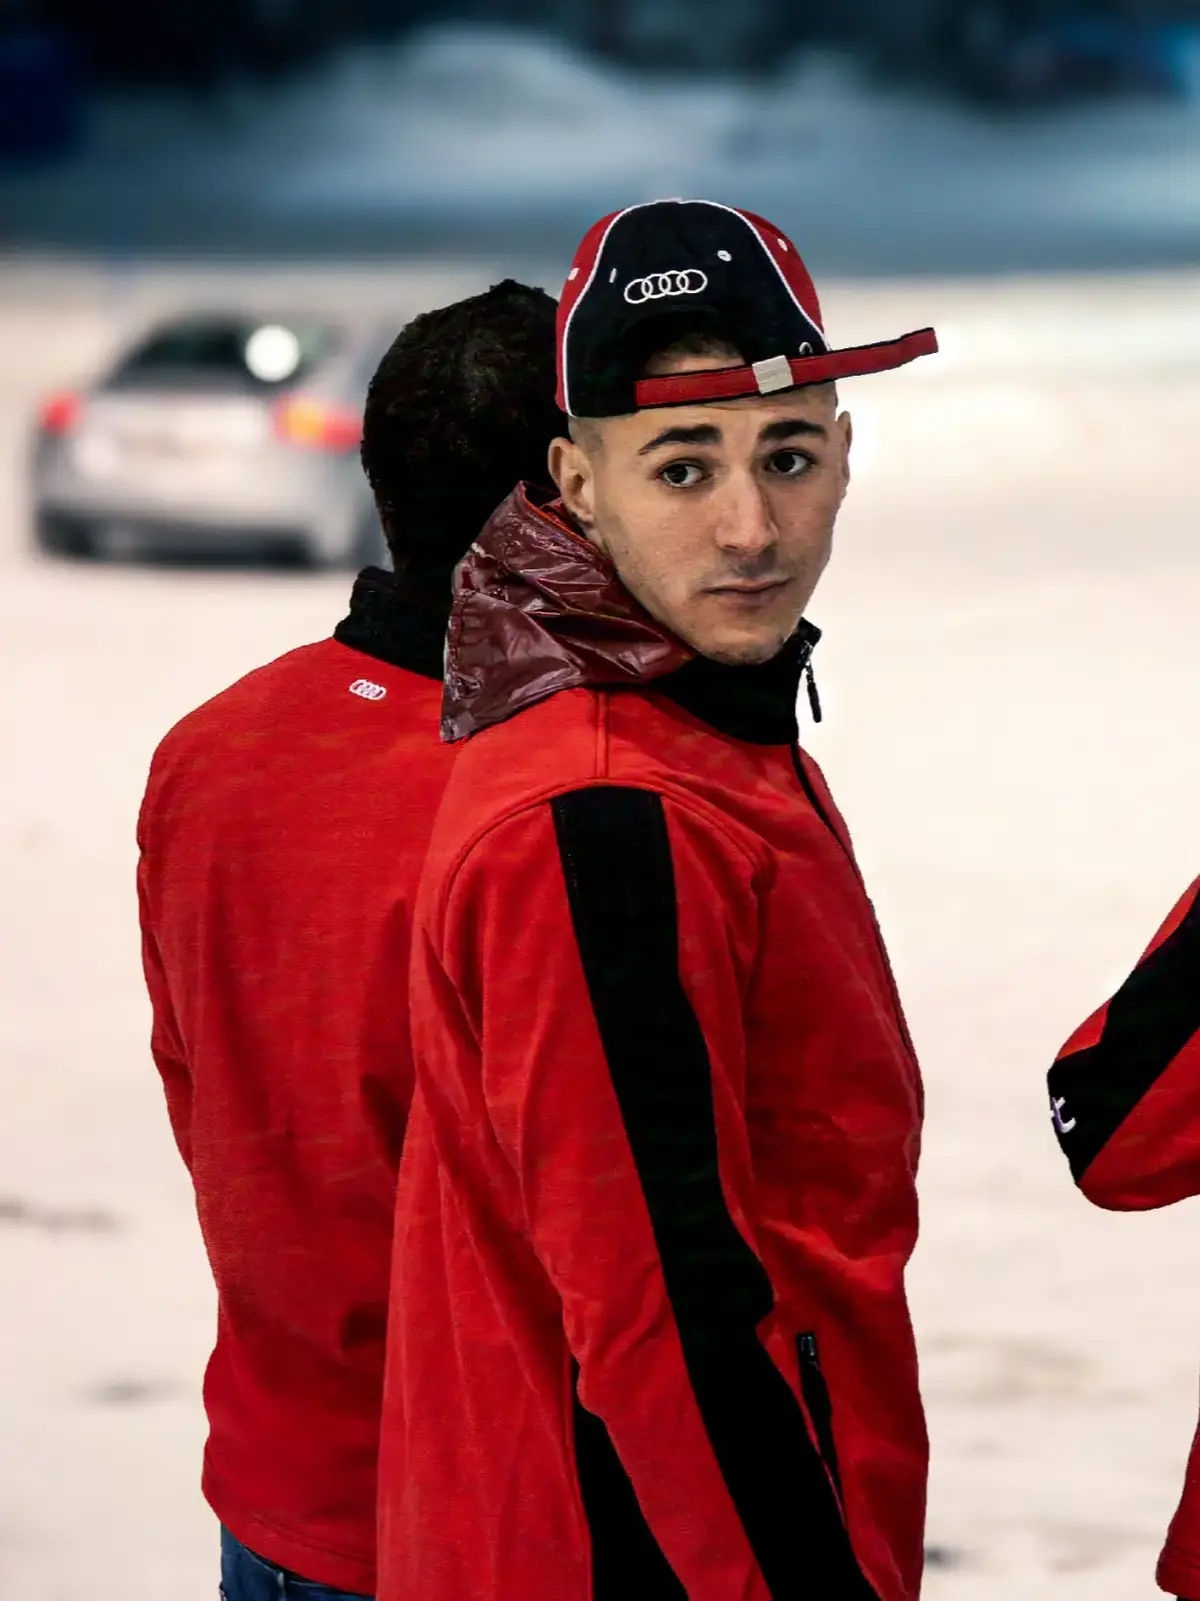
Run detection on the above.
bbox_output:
[377,199,938,1601]
[136,280,565,1601]
[1049,876,1200,1601]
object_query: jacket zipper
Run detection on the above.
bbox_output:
[789,744,917,1060]
[797,1336,882,1600]
[803,658,822,725]
[796,1333,843,1499]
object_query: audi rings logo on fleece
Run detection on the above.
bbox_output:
[624,269,709,306]
[349,679,387,701]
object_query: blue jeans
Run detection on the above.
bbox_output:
[220,1527,372,1600]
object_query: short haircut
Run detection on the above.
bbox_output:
[570,323,744,449]
[361,279,566,584]
[629,313,743,379]
[569,320,834,445]
[642,330,744,376]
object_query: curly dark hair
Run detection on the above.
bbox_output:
[361,279,566,585]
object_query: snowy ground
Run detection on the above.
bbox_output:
[0,25,1198,273]
[2,255,1200,1600]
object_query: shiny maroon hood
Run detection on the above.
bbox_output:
[441,485,693,743]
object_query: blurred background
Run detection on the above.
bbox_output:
[2,3,1199,1599]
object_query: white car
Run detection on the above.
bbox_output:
[31,311,390,567]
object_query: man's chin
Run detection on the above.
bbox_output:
[691,630,793,668]
[678,592,808,667]
[645,592,807,667]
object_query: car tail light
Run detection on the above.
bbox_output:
[39,391,83,434]
[272,395,361,453]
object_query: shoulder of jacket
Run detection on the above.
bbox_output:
[432,774,765,932]
[154,640,325,738]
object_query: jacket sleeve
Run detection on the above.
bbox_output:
[1048,875,1200,1210]
[435,785,870,1600]
[136,838,194,1171]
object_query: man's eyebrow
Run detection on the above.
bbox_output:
[637,423,722,455]
[759,418,828,444]
[636,417,828,456]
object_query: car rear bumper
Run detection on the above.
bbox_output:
[32,439,366,548]
[36,505,316,560]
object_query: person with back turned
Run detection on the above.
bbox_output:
[377,199,940,1601]
[136,280,565,1601]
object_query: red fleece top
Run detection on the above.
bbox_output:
[379,684,928,1601]
[137,592,453,1594]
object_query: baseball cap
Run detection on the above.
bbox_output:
[556,198,938,418]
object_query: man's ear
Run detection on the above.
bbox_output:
[838,409,853,493]
[549,434,597,534]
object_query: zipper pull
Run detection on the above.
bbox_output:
[804,660,822,725]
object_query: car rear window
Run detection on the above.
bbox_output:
[109,319,339,390]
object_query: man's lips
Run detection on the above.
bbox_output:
[706,577,792,598]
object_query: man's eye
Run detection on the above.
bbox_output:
[766,450,813,478]
[659,461,705,488]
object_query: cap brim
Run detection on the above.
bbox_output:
[633,327,938,410]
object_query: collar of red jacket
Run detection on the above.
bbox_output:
[441,484,821,746]
[335,566,452,682]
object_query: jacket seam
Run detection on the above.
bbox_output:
[593,692,610,779]
[434,780,766,945]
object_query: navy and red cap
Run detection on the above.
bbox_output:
[556,198,938,418]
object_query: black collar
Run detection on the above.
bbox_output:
[652,620,821,745]
[333,567,451,683]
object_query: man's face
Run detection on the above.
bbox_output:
[549,355,852,666]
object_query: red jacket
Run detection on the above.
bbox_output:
[379,489,927,1601]
[137,570,454,1594]
[1049,874,1200,1599]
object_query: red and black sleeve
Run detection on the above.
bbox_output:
[1048,876,1200,1210]
[442,785,874,1599]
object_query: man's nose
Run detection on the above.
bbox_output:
[714,473,778,561]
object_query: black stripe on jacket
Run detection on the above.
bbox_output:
[552,785,875,1598]
[1050,886,1200,1182]
[572,1369,687,1599]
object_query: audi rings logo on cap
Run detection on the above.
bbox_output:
[623,269,709,306]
